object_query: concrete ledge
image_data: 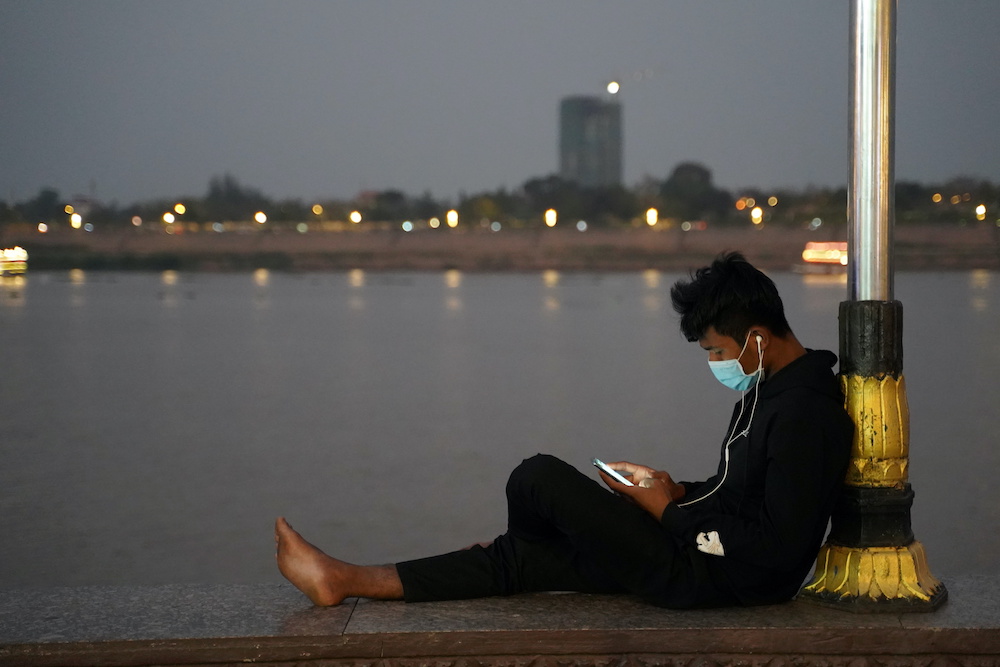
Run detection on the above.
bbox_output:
[2,575,998,666]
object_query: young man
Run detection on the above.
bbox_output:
[275,251,853,608]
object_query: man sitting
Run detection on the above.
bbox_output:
[275,251,853,608]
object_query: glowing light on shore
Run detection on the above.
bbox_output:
[162,212,175,224]
[349,211,362,224]
[646,208,658,227]
[174,203,186,215]
[64,205,75,214]
[607,81,620,94]
[544,208,557,227]
[446,210,459,228]
[132,216,142,227]
[254,211,267,224]
[71,213,83,228]
[312,204,324,216]
[429,217,441,229]
[2,246,28,261]
[802,241,848,266]
[38,223,49,233]
[976,204,987,221]
[750,207,764,225]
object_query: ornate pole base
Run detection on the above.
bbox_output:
[798,300,946,612]
[801,542,947,611]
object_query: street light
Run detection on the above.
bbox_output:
[544,208,557,227]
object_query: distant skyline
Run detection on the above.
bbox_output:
[2,1,998,206]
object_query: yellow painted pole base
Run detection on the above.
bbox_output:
[798,541,947,612]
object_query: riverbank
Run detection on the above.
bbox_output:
[4,223,999,272]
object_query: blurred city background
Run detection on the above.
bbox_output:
[2,2,999,589]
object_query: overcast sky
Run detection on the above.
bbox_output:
[2,1,998,206]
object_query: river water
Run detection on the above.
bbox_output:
[1,268,996,589]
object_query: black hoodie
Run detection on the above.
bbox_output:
[660,349,854,606]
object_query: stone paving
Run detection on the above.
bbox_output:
[1,575,998,666]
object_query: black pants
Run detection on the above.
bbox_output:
[395,454,734,608]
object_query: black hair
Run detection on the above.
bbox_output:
[670,251,791,342]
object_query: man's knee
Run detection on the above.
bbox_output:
[507,453,570,494]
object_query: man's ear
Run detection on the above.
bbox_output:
[750,328,769,350]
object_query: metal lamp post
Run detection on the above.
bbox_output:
[799,0,947,611]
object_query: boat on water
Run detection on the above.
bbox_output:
[0,246,28,276]
[793,241,847,274]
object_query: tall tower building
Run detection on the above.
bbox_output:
[559,96,622,187]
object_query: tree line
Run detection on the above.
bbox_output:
[2,164,997,231]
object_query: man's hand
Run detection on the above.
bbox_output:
[598,461,686,520]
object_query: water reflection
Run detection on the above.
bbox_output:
[543,270,561,311]
[348,268,365,310]
[801,272,848,288]
[444,269,462,312]
[970,269,991,312]
[252,269,271,309]
[67,268,87,307]
[642,269,663,311]
[0,275,26,307]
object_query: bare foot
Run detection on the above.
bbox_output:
[274,517,348,606]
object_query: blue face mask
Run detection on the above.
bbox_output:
[708,333,763,391]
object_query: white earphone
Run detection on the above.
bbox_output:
[679,331,765,508]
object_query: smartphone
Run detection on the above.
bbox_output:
[592,458,634,486]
